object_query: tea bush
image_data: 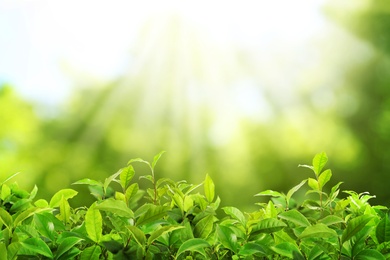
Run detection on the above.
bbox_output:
[0,151,389,259]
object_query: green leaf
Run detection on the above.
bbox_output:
[55,237,84,260]
[318,169,332,189]
[217,225,238,253]
[127,225,146,246]
[238,242,268,256]
[312,152,328,176]
[204,174,215,203]
[7,242,20,260]
[14,207,47,227]
[85,204,102,243]
[152,151,165,170]
[34,212,65,241]
[0,172,20,186]
[194,214,215,239]
[308,178,319,191]
[125,183,139,203]
[1,184,11,200]
[0,242,6,260]
[0,207,13,229]
[279,209,310,227]
[49,189,78,208]
[299,223,338,239]
[222,206,246,226]
[286,179,307,205]
[176,238,209,259]
[136,205,168,226]
[318,215,345,226]
[253,218,287,234]
[59,196,71,223]
[271,242,302,259]
[342,215,373,243]
[80,245,101,260]
[95,198,134,218]
[147,225,183,245]
[20,237,53,258]
[254,190,283,198]
[120,165,135,190]
[72,178,102,187]
[354,249,386,260]
[29,185,38,200]
[103,170,122,193]
[376,214,390,244]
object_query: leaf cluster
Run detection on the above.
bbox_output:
[0,152,389,259]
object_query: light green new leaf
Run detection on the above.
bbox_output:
[95,199,134,218]
[104,170,122,193]
[0,207,13,229]
[376,215,390,244]
[279,209,310,227]
[204,174,215,203]
[342,215,373,243]
[318,169,332,189]
[14,207,48,227]
[318,215,345,226]
[125,183,139,204]
[286,179,307,204]
[20,237,53,258]
[119,165,135,190]
[175,238,210,259]
[49,189,78,208]
[299,223,338,239]
[354,249,386,260]
[127,225,146,246]
[55,237,84,260]
[59,196,71,223]
[85,204,102,243]
[0,242,6,260]
[29,185,38,200]
[136,205,168,226]
[80,245,101,260]
[253,218,287,234]
[1,184,11,200]
[217,225,238,254]
[148,225,183,245]
[222,207,246,226]
[152,151,165,170]
[312,152,328,176]
[254,190,283,198]
[72,178,102,187]
[194,214,215,239]
[308,178,319,191]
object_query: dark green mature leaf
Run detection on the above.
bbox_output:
[279,209,310,227]
[342,215,373,243]
[312,152,328,176]
[49,189,78,208]
[95,199,134,218]
[354,249,386,260]
[238,242,268,256]
[299,223,338,239]
[34,212,65,241]
[176,238,210,258]
[55,237,83,260]
[271,242,302,259]
[85,205,102,243]
[222,206,246,226]
[80,245,101,260]
[376,214,390,244]
[127,225,146,246]
[194,214,215,239]
[204,174,215,203]
[217,225,239,253]
[136,205,168,226]
[253,218,287,234]
[20,237,53,258]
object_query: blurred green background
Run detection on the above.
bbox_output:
[1,0,390,210]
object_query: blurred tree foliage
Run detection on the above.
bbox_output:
[2,1,390,210]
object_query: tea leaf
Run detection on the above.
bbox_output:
[0,183,10,200]
[148,225,183,245]
[279,209,310,227]
[119,165,135,190]
[342,215,373,243]
[194,214,215,239]
[312,152,328,176]
[152,151,165,170]
[49,189,78,208]
[136,205,168,226]
[376,214,390,244]
[271,242,302,259]
[222,206,246,226]
[125,183,139,204]
[318,169,332,189]
[104,170,122,193]
[95,199,134,218]
[127,225,146,246]
[204,174,215,203]
[286,179,307,205]
[299,223,338,239]
[20,238,53,258]
[238,242,268,256]
[308,178,318,191]
[0,242,6,260]
[255,190,283,198]
[55,237,84,259]
[318,215,345,226]
[80,245,101,260]
[253,218,287,234]
[14,207,47,227]
[34,212,65,241]
[72,178,102,187]
[0,207,13,229]
[354,249,386,260]
[59,196,71,223]
[217,225,238,253]
[85,204,102,243]
[176,238,209,259]
[0,172,20,186]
